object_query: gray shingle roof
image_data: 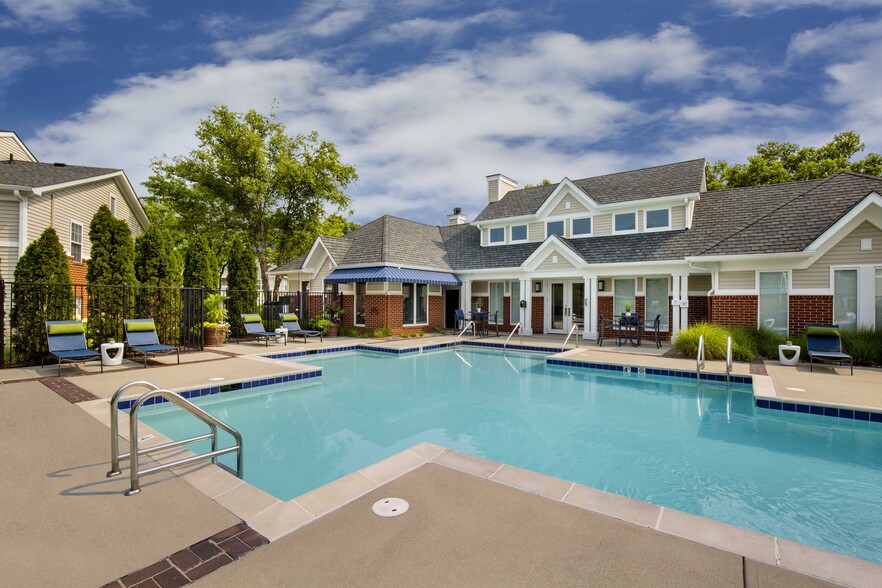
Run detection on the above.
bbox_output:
[475,159,705,222]
[271,254,306,273]
[334,215,454,270]
[0,160,119,188]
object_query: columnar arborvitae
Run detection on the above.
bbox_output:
[226,234,258,338]
[183,234,219,291]
[11,227,75,360]
[134,224,182,338]
[86,205,137,344]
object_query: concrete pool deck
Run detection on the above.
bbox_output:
[2,335,882,586]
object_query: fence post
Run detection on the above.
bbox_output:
[0,279,5,369]
[199,287,205,351]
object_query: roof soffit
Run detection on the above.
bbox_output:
[303,238,334,272]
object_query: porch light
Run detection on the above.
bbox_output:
[597,279,605,291]
[534,282,542,293]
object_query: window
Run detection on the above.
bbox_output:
[354,283,366,326]
[510,280,521,324]
[645,209,670,231]
[489,282,504,323]
[70,222,83,262]
[758,272,788,335]
[511,224,528,243]
[402,283,428,325]
[489,227,505,244]
[75,297,83,320]
[613,279,636,315]
[644,278,669,330]
[571,217,591,237]
[110,195,117,215]
[833,269,858,330]
[546,220,564,238]
[614,212,636,233]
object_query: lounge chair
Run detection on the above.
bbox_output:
[124,319,180,368]
[43,320,102,376]
[805,324,853,375]
[279,313,323,343]
[240,314,286,346]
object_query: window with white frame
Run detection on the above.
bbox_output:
[489,282,504,323]
[510,280,521,324]
[758,271,788,335]
[511,224,527,243]
[402,283,428,325]
[489,227,505,244]
[614,279,636,315]
[70,222,83,262]
[645,208,670,231]
[613,212,636,233]
[75,296,83,320]
[833,269,858,330]
[354,283,366,326]
[546,220,564,238]
[571,217,592,237]
[644,277,669,330]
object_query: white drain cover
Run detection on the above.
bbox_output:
[372,497,409,517]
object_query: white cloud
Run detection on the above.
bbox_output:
[0,46,34,81]
[372,9,518,45]
[678,97,808,125]
[308,8,368,37]
[0,0,139,28]
[787,18,882,58]
[716,0,882,16]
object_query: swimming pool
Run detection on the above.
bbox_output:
[138,347,882,564]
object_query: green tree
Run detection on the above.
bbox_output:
[183,234,219,291]
[226,234,258,339]
[86,205,137,345]
[146,104,357,292]
[11,227,75,361]
[134,224,182,337]
[319,213,360,237]
[707,131,882,190]
[523,179,552,188]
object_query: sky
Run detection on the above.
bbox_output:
[3,1,882,227]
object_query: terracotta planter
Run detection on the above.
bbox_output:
[327,324,339,337]
[203,326,227,346]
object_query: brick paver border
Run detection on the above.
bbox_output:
[38,377,99,403]
[100,522,269,587]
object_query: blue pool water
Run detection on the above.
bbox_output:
[137,347,882,564]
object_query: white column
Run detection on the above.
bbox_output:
[680,274,689,331]
[671,274,683,334]
[461,279,472,314]
[521,277,533,336]
[586,276,597,340]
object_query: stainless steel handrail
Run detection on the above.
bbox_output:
[697,335,706,379]
[561,323,581,351]
[725,336,733,386]
[107,381,161,477]
[454,320,475,342]
[123,388,244,496]
[503,322,522,350]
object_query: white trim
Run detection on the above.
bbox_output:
[805,192,882,252]
[643,207,672,232]
[520,236,586,271]
[612,211,637,235]
[70,220,83,263]
[534,178,599,217]
[488,226,506,245]
[545,219,565,239]
[303,238,336,272]
[0,131,37,162]
[790,288,831,296]
[0,240,18,247]
[510,223,528,243]
[570,215,592,238]
[16,189,27,257]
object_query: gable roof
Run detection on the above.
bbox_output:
[0,159,120,189]
[475,159,705,222]
[338,215,453,270]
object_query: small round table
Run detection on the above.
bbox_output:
[100,341,125,366]
[274,327,288,344]
[778,344,800,366]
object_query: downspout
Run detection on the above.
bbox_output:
[14,189,27,258]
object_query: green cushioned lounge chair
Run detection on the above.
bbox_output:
[279,313,323,343]
[124,319,180,368]
[240,314,286,347]
[805,324,853,375]
[43,320,102,376]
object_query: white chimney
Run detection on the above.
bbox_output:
[486,174,517,204]
[447,207,466,225]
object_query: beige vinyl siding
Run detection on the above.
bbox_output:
[0,200,19,241]
[593,214,612,236]
[719,270,755,290]
[0,136,33,162]
[429,284,442,296]
[388,282,402,293]
[688,273,712,293]
[27,194,51,244]
[117,193,144,238]
[671,205,687,230]
[537,253,575,271]
[472,280,489,294]
[0,245,17,280]
[549,194,588,216]
[793,221,882,289]
[366,282,385,293]
[528,222,544,242]
[311,259,334,291]
[481,228,488,245]
[487,178,499,203]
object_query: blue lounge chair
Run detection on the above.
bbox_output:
[43,320,102,376]
[805,324,853,375]
[241,314,286,346]
[279,313,323,343]
[124,319,180,368]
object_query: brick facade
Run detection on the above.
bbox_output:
[789,295,833,335]
[708,295,758,328]
[67,258,89,318]
[531,295,544,334]
[687,295,709,325]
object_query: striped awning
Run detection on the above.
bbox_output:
[324,267,461,286]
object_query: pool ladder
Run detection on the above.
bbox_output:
[696,335,733,387]
[107,381,244,496]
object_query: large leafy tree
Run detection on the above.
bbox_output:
[226,234,258,339]
[11,227,75,360]
[134,224,182,336]
[707,131,882,190]
[146,104,357,292]
[86,205,137,344]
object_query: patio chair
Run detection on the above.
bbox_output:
[43,320,102,376]
[124,319,180,368]
[454,309,466,331]
[240,314,286,347]
[805,324,853,375]
[597,314,613,346]
[489,310,500,336]
[279,313,323,343]
[643,314,662,349]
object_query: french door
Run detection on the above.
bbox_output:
[547,281,585,334]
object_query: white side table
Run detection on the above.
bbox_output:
[100,341,125,366]
[274,327,288,344]
[778,344,800,366]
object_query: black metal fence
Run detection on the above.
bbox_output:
[218,289,345,339]
[0,280,204,368]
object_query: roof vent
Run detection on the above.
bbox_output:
[447,207,466,226]
[53,162,67,167]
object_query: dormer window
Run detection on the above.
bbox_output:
[571,217,592,237]
[489,227,505,244]
[645,208,670,232]
[613,212,636,234]
[546,220,564,238]
[511,224,527,243]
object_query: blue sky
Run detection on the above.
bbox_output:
[3,1,882,226]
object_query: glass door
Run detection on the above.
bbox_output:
[548,281,582,334]
[551,283,565,331]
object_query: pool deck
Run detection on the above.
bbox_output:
[2,334,881,586]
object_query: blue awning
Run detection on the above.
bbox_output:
[324,267,461,286]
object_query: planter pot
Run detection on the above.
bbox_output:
[203,326,227,346]
[327,324,339,337]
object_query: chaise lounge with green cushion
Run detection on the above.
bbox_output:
[124,318,180,368]
[279,313,323,343]
[43,320,102,376]
[805,324,853,375]
[240,314,286,346]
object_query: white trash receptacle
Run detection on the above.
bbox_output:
[275,327,288,343]
[100,341,125,366]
